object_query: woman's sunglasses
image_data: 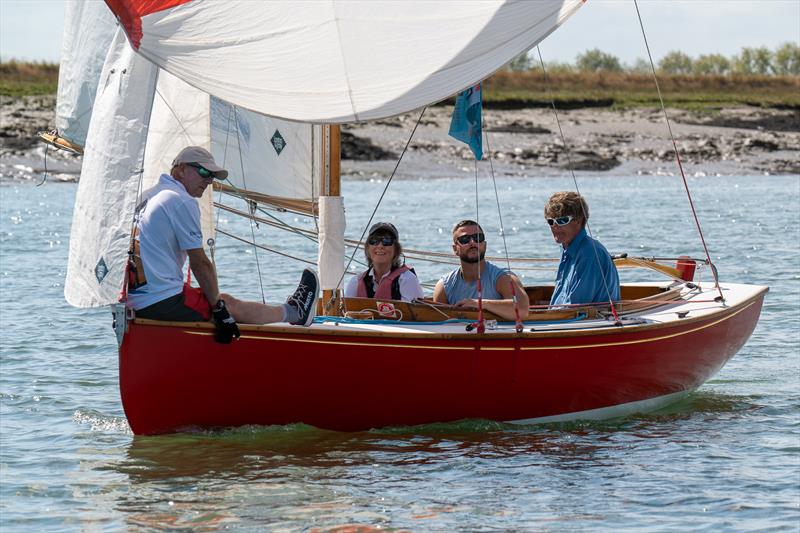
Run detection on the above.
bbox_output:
[186,162,216,180]
[368,235,395,246]
[546,215,574,226]
[455,232,485,245]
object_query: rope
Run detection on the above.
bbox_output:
[632,0,724,302]
[37,141,49,187]
[536,46,622,324]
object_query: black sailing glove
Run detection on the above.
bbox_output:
[212,299,240,344]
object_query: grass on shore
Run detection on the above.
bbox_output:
[485,71,800,110]
[0,61,59,97]
[2,61,798,109]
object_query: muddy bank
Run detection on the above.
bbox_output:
[343,106,800,178]
[1,94,798,179]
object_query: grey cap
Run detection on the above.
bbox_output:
[368,222,398,240]
[172,146,229,180]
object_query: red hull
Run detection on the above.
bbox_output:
[119,291,765,435]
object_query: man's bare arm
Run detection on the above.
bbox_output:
[187,248,220,305]
[432,280,449,304]
[453,274,529,321]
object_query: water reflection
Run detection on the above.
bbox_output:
[116,390,755,482]
[98,391,762,530]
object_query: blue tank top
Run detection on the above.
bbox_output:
[441,261,510,303]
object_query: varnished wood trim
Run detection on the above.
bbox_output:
[131,285,766,342]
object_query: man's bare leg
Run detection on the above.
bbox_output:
[222,294,286,324]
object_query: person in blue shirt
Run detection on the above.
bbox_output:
[545,192,620,306]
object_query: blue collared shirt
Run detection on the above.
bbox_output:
[550,228,620,306]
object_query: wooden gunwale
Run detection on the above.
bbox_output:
[129,285,767,342]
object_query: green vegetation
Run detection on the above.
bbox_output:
[3,43,799,109]
[508,42,800,76]
[0,60,58,96]
[485,70,800,109]
[495,43,800,109]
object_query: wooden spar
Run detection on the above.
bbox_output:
[321,124,343,315]
[37,131,84,155]
[326,125,341,196]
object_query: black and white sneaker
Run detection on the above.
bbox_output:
[286,268,319,326]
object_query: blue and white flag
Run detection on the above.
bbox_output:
[448,83,483,160]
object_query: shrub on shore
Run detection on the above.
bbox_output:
[3,43,798,107]
[0,60,58,97]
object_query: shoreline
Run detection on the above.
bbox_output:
[1,95,798,180]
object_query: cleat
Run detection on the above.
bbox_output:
[286,268,319,326]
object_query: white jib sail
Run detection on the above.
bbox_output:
[120,0,585,122]
[55,0,118,147]
[64,29,159,308]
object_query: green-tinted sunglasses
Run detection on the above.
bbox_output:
[186,162,216,180]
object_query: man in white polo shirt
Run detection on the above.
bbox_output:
[127,146,318,343]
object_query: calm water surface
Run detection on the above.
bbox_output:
[1,173,798,531]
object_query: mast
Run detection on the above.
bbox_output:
[318,125,345,316]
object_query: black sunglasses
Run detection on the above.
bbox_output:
[455,232,485,245]
[186,162,215,180]
[368,235,395,246]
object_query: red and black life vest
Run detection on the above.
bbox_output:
[356,265,415,300]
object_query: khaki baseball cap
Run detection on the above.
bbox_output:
[172,146,229,180]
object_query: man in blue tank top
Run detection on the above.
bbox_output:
[546,191,620,306]
[433,220,529,320]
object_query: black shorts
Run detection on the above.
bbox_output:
[134,291,207,322]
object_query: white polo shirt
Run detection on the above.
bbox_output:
[127,174,204,310]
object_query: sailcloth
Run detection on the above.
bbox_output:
[55,0,118,148]
[103,0,586,122]
[64,29,159,308]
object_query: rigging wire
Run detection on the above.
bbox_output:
[214,200,558,270]
[535,46,622,324]
[331,107,429,300]
[472,154,486,334]
[232,106,267,303]
[212,97,236,263]
[632,0,724,302]
[482,104,524,333]
[216,228,318,266]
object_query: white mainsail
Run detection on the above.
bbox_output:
[209,99,322,211]
[66,0,585,307]
[54,0,118,148]
[110,0,585,122]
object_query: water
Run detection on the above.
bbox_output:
[1,174,798,531]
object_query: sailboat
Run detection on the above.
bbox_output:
[56,0,767,435]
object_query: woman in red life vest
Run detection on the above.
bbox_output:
[344,222,424,301]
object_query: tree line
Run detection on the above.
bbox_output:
[508,43,800,76]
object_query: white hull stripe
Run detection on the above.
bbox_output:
[506,390,692,425]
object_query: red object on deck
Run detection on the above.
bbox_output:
[676,256,696,281]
